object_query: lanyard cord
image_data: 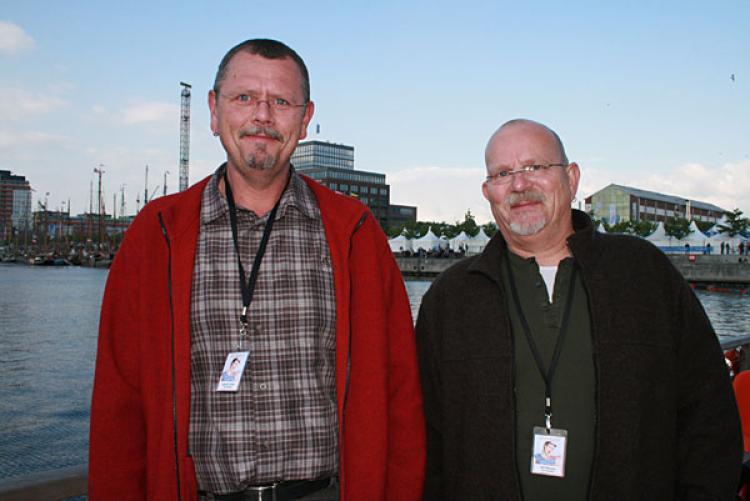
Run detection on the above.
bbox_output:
[504,252,578,431]
[223,168,287,340]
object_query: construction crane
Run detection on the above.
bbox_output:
[179,82,192,191]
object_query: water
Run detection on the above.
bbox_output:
[0,264,104,482]
[0,265,748,483]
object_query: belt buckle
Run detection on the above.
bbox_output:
[246,482,279,501]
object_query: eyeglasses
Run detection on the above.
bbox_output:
[218,92,307,113]
[485,163,568,185]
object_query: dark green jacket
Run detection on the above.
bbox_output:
[416,210,742,500]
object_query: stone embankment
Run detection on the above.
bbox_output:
[396,254,750,288]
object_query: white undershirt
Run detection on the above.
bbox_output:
[538,265,558,303]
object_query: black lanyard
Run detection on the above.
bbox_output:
[504,252,578,432]
[223,168,286,344]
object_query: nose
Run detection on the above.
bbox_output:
[251,100,273,124]
[508,169,533,191]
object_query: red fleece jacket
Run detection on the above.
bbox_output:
[89,174,425,500]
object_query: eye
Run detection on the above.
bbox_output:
[273,97,290,107]
[497,169,512,178]
[527,165,544,172]
[236,94,251,103]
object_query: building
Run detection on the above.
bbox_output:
[585,184,727,225]
[388,204,418,229]
[0,170,33,241]
[292,139,412,229]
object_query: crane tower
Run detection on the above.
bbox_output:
[179,82,192,192]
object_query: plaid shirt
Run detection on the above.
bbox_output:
[189,165,337,493]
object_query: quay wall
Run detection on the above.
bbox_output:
[396,254,750,285]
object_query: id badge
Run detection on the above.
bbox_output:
[530,426,567,477]
[216,351,249,392]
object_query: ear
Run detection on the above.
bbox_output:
[298,100,315,140]
[208,89,219,135]
[566,162,581,200]
[481,180,491,202]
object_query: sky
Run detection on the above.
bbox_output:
[1,1,749,225]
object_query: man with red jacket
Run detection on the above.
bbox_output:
[89,38,425,501]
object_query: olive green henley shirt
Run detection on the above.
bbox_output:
[502,252,595,501]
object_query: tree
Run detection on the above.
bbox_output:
[717,209,749,237]
[630,220,656,238]
[482,222,498,237]
[695,220,714,234]
[664,217,691,240]
[455,210,480,237]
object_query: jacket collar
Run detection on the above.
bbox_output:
[469,209,597,283]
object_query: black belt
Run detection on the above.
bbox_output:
[199,478,332,501]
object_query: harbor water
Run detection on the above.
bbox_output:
[1,264,749,482]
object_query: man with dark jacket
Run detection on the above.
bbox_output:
[416,119,742,500]
[89,39,425,501]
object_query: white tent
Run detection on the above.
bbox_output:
[596,223,608,234]
[466,228,491,255]
[449,231,471,252]
[388,231,413,253]
[413,227,443,252]
[679,221,709,247]
[645,222,674,247]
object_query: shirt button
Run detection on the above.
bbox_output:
[258,382,268,390]
[535,281,542,287]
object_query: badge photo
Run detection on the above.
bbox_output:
[530,426,567,478]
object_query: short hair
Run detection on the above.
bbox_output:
[499,118,569,165]
[213,38,310,102]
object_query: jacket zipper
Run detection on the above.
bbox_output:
[159,213,182,501]
[339,212,368,496]
[343,212,368,411]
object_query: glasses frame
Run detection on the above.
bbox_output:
[217,91,308,113]
[485,163,569,185]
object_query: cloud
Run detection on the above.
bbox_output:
[390,160,750,225]
[0,87,69,119]
[0,130,71,148]
[388,165,493,223]
[0,21,34,55]
[121,102,179,125]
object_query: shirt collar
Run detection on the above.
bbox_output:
[201,164,319,226]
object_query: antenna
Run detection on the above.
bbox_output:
[163,170,169,197]
[179,82,192,191]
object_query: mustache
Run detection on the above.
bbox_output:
[239,126,283,141]
[506,191,546,206]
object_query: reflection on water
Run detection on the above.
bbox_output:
[0,266,747,482]
[695,289,750,339]
[406,279,750,340]
[0,264,104,481]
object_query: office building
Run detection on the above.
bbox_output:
[585,184,727,225]
[292,140,414,229]
[0,169,32,240]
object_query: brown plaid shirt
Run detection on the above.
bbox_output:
[189,165,337,493]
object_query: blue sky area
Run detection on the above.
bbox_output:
[1,1,748,224]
